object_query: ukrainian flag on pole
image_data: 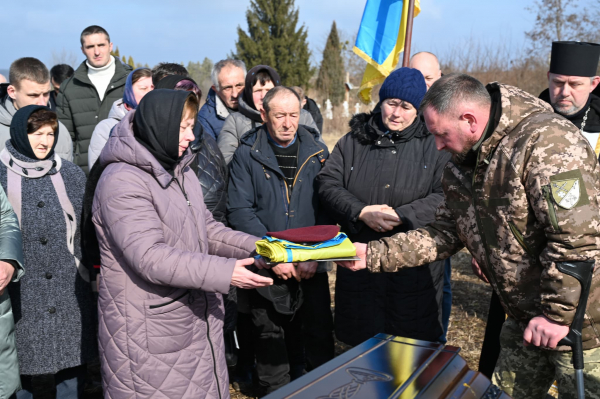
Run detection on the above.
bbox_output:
[354,0,421,103]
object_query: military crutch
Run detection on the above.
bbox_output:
[556,261,595,399]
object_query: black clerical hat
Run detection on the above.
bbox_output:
[550,41,600,77]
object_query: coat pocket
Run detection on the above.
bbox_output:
[144,290,194,355]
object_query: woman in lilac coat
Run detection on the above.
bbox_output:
[92,89,272,399]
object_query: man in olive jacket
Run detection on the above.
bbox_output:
[340,74,600,399]
[56,25,132,174]
[0,186,25,399]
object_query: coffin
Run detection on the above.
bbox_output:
[264,333,512,399]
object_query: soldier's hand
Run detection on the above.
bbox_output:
[470,258,489,283]
[358,205,401,232]
[272,263,299,281]
[296,261,318,280]
[231,258,273,289]
[336,243,367,271]
[0,261,15,296]
[523,315,570,349]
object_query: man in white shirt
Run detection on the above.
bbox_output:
[56,25,132,174]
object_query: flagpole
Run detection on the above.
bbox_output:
[401,0,416,67]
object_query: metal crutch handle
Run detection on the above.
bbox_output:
[556,260,595,399]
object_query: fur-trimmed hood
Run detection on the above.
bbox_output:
[348,109,429,145]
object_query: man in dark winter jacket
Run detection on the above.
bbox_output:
[316,67,451,347]
[56,25,132,174]
[227,86,334,396]
[199,59,246,140]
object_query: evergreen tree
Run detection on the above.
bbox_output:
[187,57,214,87]
[127,56,135,67]
[110,46,120,58]
[233,0,312,87]
[316,21,346,105]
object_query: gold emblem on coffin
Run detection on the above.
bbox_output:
[551,179,580,209]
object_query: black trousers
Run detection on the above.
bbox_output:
[250,272,334,396]
[478,290,506,378]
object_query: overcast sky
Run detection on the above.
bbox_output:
[2,0,536,70]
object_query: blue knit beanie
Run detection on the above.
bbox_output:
[379,67,427,110]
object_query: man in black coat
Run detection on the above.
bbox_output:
[227,86,333,396]
[540,41,600,156]
[316,67,451,346]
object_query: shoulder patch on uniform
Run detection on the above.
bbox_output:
[551,179,580,209]
[549,169,589,210]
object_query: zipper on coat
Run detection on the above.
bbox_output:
[292,149,324,187]
[148,290,189,309]
[542,185,560,232]
[279,177,290,227]
[471,151,517,320]
[174,177,191,206]
[204,291,222,399]
[508,221,535,258]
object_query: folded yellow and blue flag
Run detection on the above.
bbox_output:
[256,233,357,263]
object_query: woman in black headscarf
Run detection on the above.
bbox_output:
[155,75,242,365]
[92,89,272,399]
[1,105,96,398]
[217,65,320,163]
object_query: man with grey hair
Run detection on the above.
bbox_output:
[410,52,442,90]
[338,73,600,398]
[198,59,246,140]
[227,86,334,396]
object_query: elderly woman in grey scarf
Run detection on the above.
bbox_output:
[1,105,96,399]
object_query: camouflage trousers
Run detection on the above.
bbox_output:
[492,318,600,399]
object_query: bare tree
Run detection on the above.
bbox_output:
[525,0,593,57]
[339,31,366,87]
[50,48,79,68]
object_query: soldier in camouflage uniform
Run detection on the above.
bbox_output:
[338,74,600,399]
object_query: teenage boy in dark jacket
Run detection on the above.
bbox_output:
[227,86,333,396]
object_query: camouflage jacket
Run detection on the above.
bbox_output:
[367,83,600,350]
